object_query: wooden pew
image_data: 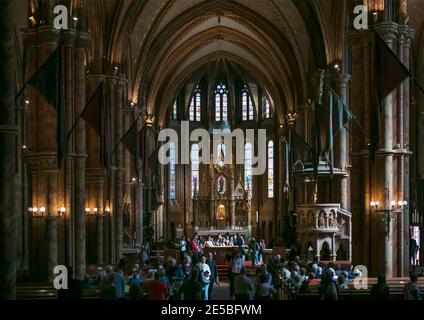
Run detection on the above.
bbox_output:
[17,282,101,300]
[294,277,424,300]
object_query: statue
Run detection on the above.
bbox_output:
[319,212,326,228]
[218,176,225,194]
[329,212,336,228]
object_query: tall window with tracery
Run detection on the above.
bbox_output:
[215,82,228,121]
[263,97,272,119]
[171,100,177,120]
[191,144,199,198]
[244,143,253,197]
[169,142,176,199]
[189,86,201,121]
[268,140,274,198]
[242,85,254,121]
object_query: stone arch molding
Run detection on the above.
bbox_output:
[92,0,333,124]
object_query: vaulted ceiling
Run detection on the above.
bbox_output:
[86,0,348,125]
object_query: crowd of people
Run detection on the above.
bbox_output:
[58,234,422,300]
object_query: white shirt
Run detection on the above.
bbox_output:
[198,262,211,283]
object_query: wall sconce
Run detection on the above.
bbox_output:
[85,208,91,215]
[28,206,45,217]
[369,199,407,235]
[286,112,297,126]
[58,207,66,217]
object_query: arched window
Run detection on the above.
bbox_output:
[268,140,274,198]
[191,144,199,198]
[171,100,177,120]
[263,96,272,119]
[189,86,201,121]
[244,143,253,197]
[215,82,228,121]
[242,85,254,121]
[169,142,176,199]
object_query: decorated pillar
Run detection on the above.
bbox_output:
[335,73,351,210]
[349,20,413,276]
[114,77,125,262]
[74,43,87,279]
[0,0,17,299]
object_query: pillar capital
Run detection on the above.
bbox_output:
[335,73,351,88]
[373,22,399,43]
[398,25,415,48]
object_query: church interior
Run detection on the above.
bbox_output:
[1,0,424,300]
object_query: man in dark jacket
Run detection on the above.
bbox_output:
[206,252,219,299]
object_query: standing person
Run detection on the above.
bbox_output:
[147,271,168,300]
[255,272,276,300]
[234,267,253,300]
[248,238,259,266]
[229,250,244,298]
[370,274,390,300]
[181,269,203,300]
[318,271,338,300]
[410,235,418,266]
[206,252,219,299]
[197,255,211,300]
[179,237,187,263]
[403,273,421,300]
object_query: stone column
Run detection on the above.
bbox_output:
[136,115,144,244]
[210,164,215,229]
[47,172,58,279]
[0,0,17,299]
[123,104,131,233]
[398,25,414,276]
[376,26,397,278]
[114,78,125,262]
[348,29,380,276]
[230,171,235,229]
[106,77,116,262]
[74,45,87,280]
[335,73,351,210]
[46,215,58,280]
[96,180,104,264]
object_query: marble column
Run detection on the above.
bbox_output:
[0,0,17,299]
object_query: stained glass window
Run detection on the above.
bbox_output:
[268,140,274,198]
[189,86,201,121]
[215,82,229,121]
[191,144,199,198]
[171,100,177,120]
[241,85,254,121]
[245,143,253,198]
[169,142,176,199]
[264,97,272,119]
